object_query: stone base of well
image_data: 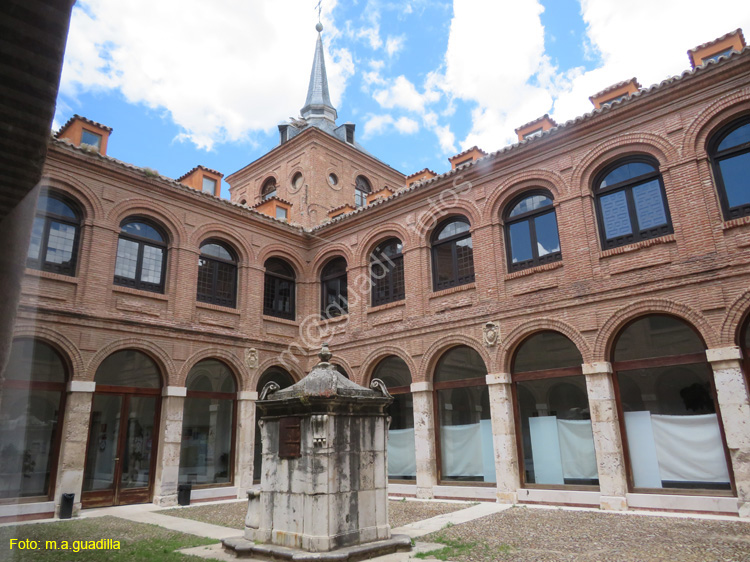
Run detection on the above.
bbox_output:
[222,534,412,561]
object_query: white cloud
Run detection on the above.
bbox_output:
[385,35,405,57]
[394,116,419,134]
[59,0,352,150]
[374,75,431,113]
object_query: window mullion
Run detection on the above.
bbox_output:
[528,216,540,262]
[624,187,640,237]
[135,241,145,288]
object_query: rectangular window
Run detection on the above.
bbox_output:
[276,207,288,220]
[600,190,632,239]
[202,177,217,195]
[81,129,102,149]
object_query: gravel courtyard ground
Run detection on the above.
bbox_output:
[420,506,750,562]
[158,498,467,530]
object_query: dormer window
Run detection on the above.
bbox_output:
[202,176,217,195]
[81,129,102,150]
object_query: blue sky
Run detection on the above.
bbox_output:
[57,0,750,199]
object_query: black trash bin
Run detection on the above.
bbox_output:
[60,493,74,519]
[177,484,191,506]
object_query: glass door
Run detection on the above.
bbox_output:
[82,394,159,507]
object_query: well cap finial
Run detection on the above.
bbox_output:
[319,343,332,363]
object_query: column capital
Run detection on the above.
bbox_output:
[706,346,743,364]
[410,381,433,393]
[67,380,95,393]
[582,362,613,375]
[238,391,259,401]
[162,386,187,397]
[486,372,511,385]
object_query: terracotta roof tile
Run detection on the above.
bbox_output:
[514,114,557,134]
[688,28,745,57]
[177,164,224,182]
[55,114,113,137]
[406,168,437,180]
[251,195,293,208]
[589,78,641,102]
[448,146,487,161]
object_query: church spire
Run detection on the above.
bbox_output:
[300,23,337,124]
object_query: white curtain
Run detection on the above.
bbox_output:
[624,411,730,487]
[440,420,496,480]
[528,416,598,484]
[387,428,416,477]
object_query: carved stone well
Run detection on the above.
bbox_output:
[223,345,411,560]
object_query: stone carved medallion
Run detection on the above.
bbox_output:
[483,322,500,347]
[245,348,259,370]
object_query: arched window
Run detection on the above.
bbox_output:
[355,175,371,207]
[254,368,295,481]
[612,315,731,492]
[180,360,237,487]
[263,258,295,319]
[431,217,474,291]
[333,364,350,379]
[0,339,67,500]
[512,332,596,487]
[114,219,167,293]
[321,257,348,319]
[594,157,672,250]
[433,346,493,483]
[372,356,414,481]
[370,238,404,307]
[709,117,750,220]
[83,350,162,507]
[741,317,750,389]
[27,191,82,276]
[197,240,237,308]
[261,178,277,201]
[504,192,561,272]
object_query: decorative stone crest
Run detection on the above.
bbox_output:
[244,348,259,369]
[483,321,500,347]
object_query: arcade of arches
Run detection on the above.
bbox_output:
[1,311,749,517]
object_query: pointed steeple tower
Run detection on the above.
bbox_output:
[300,23,337,125]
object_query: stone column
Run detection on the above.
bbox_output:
[486,373,520,503]
[235,391,258,497]
[152,386,185,506]
[582,362,628,511]
[54,381,95,517]
[411,382,437,498]
[706,346,750,517]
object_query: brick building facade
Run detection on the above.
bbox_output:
[3,28,750,520]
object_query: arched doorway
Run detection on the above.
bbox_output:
[82,350,162,507]
[179,360,237,488]
[511,331,596,487]
[371,356,414,481]
[254,367,295,482]
[433,346,494,483]
[0,339,67,500]
[612,315,732,492]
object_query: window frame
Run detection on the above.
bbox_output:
[261,177,277,201]
[593,156,673,250]
[320,257,348,319]
[355,175,371,208]
[370,238,405,307]
[709,116,750,221]
[196,239,238,308]
[430,217,475,291]
[113,218,168,294]
[27,191,82,276]
[263,258,296,320]
[504,190,562,272]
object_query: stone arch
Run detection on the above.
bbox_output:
[39,173,103,222]
[356,224,413,264]
[420,334,492,383]
[330,355,357,383]
[106,198,187,247]
[595,298,719,361]
[86,338,175,386]
[178,348,249,391]
[682,86,750,158]
[485,169,567,224]
[256,245,307,278]
[360,346,417,386]
[10,324,85,381]
[721,289,750,347]
[498,318,591,372]
[190,223,254,265]
[311,244,354,277]
[417,206,482,245]
[571,133,679,197]
[254,357,303,390]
